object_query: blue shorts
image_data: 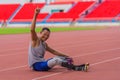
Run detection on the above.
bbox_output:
[32,61,51,71]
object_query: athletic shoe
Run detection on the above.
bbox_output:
[74,63,89,72]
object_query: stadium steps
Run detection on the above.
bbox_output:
[11,3,47,23]
[84,1,120,21]
[0,4,20,23]
[46,1,95,22]
[8,4,23,23]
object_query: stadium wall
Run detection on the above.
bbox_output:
[41,4,73,14]
[5,21,120,27]
[0,0,29,4]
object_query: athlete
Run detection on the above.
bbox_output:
[28,8,89,71]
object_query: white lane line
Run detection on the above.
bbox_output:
[49,37,119,47]
[0,52,25,57]
[0,65,27,72]
[57,39,120,49]
[91,57,120,66]
[32,57,120,80]
[0,48,27,54]
[73,47,120,58]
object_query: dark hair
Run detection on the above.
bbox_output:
[41,27,50,32]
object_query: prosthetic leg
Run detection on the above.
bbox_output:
[47,56,89,71]
[61,58,89,71]
[62,62,89,71]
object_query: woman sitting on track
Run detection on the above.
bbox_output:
[28,8,89,71]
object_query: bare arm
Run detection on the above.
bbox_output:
[46,43,69,57]
[30,8,40,46]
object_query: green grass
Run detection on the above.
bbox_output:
[0,27,105,35]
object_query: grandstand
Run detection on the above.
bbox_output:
[84,0,120,21]
[0,0,120,27]
[11,3,46,23]
[0,4,20,22]
[47,1,95,22]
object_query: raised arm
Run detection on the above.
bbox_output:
[30,8,40,41]
[30,8,40,47]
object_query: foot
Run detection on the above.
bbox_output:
[84,63,89,72]
[74,63,89,72]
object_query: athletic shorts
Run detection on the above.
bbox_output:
[32,61,51,71]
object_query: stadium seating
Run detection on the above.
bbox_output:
[55,0,81,2]
[84,1,120,21]
[47,1,95,22]
[1,0,120,24]
[0,4,20,22]
[11,3,48,22]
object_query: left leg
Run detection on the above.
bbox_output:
[47,56,89,71]
[32,56,68,71]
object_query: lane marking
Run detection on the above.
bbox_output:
[0,48,120,72]
[0,65,27,72]
[73,48,120,58]
[91,57,120,66]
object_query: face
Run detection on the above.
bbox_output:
[40,30,50,41]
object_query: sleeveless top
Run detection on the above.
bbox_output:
[28,41,46,68]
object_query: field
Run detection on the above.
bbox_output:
[0,26,105,35]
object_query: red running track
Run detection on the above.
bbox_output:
[0,27,120,80]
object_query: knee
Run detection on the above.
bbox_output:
[47,58,60,68]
